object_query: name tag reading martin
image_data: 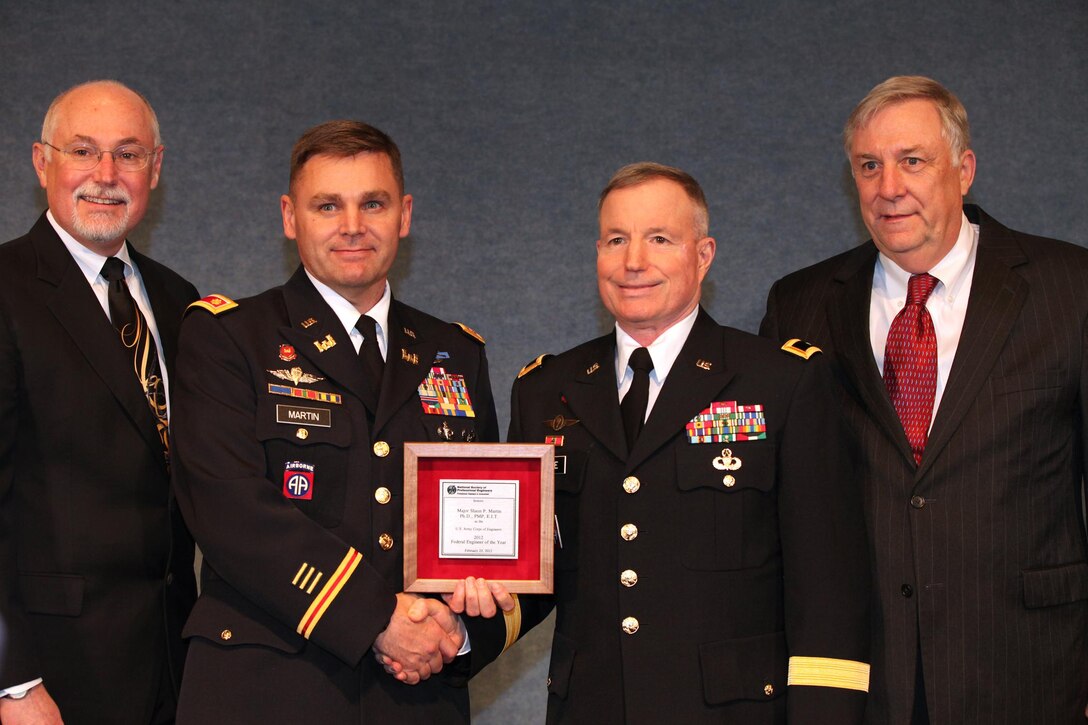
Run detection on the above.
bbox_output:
[439,480,519,559]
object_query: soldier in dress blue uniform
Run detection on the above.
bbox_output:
[170,121,515,723]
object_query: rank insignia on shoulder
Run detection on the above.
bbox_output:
[781,338,822,360]
[454,322,485,344]
[518,354,552,379]
[187,293,237,315]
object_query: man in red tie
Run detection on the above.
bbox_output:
[761,75,1088,724]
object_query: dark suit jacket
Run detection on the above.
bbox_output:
[507,308,871,725]
[171,268,511,724]
[761,205,1088,724]
[0,213,198,724]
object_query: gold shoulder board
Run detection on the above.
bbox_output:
[517,354,552,379]
[187,293,238,315]
[454,322,486,344]
[781,338,822,360]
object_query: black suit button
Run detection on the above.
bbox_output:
[901,584,914,598]
[910,495,926,509]
[166,573,174,586]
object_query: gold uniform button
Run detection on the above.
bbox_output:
[378,533,394,550]
[373,441,391,457]
[723,474,736,487]
[620,523,638,541]
[220,629,233,641]
[622,476,640,494]
[763,683,774,697]
[621,616,639,634]
[295,427,309,440]
[620,569,638,587]
[374,487,392,504]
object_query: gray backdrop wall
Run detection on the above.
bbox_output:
[2,1,1085,721]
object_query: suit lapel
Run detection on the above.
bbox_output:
[33,219,165,460]
[826,244,917,466]
[373,303,438,436]
[277,269,373,410]
[561,335,627,462]
[628,309,731,470]
[918,209,1028,479]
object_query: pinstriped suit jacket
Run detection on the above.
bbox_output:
[760,205,1088,725]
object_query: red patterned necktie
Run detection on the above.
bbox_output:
[883,273,938,465]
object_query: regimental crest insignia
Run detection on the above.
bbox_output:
[279,344,298,362]
[268,367,325,385]
[283,461,315,500]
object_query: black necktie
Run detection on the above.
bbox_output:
[355,315,385,402]
[100,257,169,463]
[621,347,654,451]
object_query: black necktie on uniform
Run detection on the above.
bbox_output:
[355,314,385,402]
[621,347,654,450]
[100,256,169,463]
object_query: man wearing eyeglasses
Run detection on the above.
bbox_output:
[0,81,198,724]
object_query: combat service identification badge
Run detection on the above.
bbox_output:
[284,461,315,500]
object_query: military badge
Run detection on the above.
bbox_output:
[686,401,767,443]
[313,334,336,352]
[283,461,315,500]
[401,349,420,365]
[279,344,298,362]
[544,414,580,431]
[545,435,564,446]
[418,367,475,417]
[268,367,324,385]
[301,317,317,328]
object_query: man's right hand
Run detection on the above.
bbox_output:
[372,592,463,685]
[0,684,63,725]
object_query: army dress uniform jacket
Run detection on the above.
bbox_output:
[171,268,508,724]
[761,205,1088,724]
[0,213,198,724]
[506,308,871,724]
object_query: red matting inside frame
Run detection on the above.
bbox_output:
[415,457,542,581]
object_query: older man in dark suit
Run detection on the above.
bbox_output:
[761,75,1088,724]
[0,81,198,724]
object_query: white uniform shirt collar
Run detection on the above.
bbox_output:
[304,272,391,359]
[875,211,977,307]
[614,305,700,417]
[48,209,137,284]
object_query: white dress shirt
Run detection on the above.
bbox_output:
[48,210,173,417]
[869,211,979,428]
[614,304,700,417]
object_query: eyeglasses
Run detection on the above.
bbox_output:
[41,141,157,171]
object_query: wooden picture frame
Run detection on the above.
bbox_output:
[404,442,554,594]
